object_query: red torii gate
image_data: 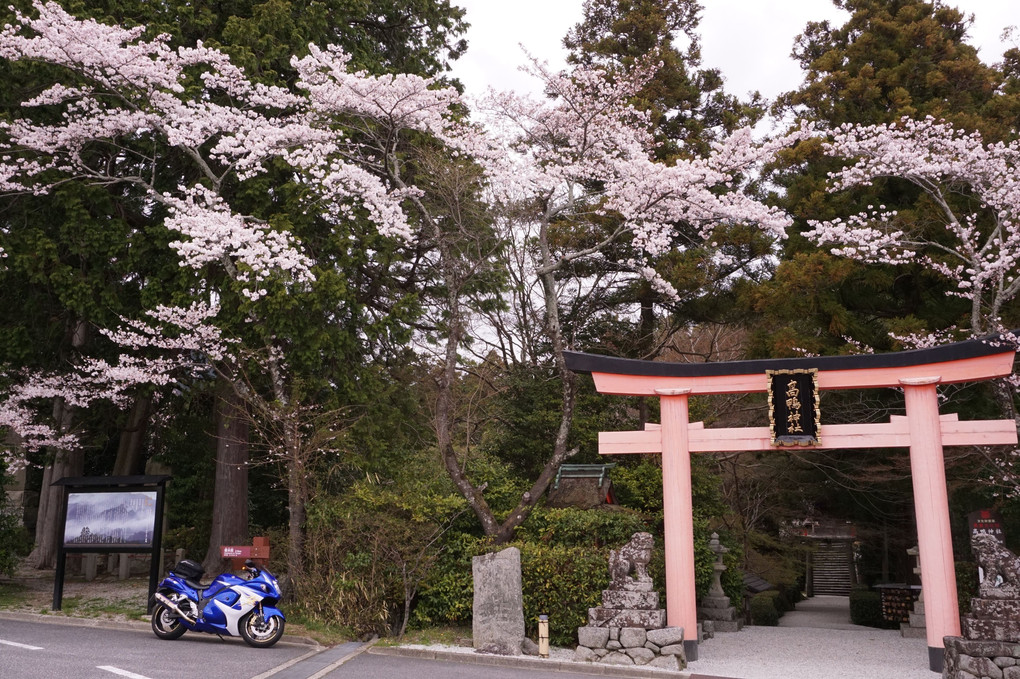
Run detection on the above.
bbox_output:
[565,337,1018,672]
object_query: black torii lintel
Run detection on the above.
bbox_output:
[564,333,1018,378]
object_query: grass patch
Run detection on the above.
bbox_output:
[57,595,147,620]
[0,581,28,608]
[377,626,472,647]
[283,613,356,646]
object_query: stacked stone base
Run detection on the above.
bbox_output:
[699,594,743,633]
[575,625,686,671]
[962,600,1020,643]
[901,600,926,639]
[943,637,1020,679]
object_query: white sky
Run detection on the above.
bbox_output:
[448,0,1018,103]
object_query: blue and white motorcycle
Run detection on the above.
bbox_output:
[151,558,286,648]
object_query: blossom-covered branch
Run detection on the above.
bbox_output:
[805,116,1020,337]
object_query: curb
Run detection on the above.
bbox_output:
[369,645,692,678]
[0,609,320,647]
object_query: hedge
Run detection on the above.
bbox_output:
[750,592,780,626]
[848,588,885,628]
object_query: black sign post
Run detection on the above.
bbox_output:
[767,369,821,446]
[968,509,1005,545]
[51,475,170,612]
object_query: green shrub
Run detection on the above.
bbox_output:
[406,533,478,629]
[956,561,978,616]
[0,463,32,577]
[775,583,802,612]
[513,507,650,549]
[848,588,885,628]
[412,538,611,646]
[750,592,779,626]
[518,542,610,646]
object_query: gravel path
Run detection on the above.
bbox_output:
[403,596,939,679]
[688,624,935,679]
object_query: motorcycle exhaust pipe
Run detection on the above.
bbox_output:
[154,592,196,625]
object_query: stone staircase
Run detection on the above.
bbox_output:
[811,541,852,596]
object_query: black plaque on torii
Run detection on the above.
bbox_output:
[767,369,821,446]
[51,475,170,612]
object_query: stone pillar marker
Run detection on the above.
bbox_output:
[472,547,525,656]
[698,532,742,633]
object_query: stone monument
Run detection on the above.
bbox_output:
[698,532,742,633]
[472,547,525,655]
[574,532,686,671]
[900,545,925,639]
[943,534,1020,678]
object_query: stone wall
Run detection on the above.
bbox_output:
[575,625,686,671]
[943,637,1020,679]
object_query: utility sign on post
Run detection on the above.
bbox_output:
[767,369,820,446]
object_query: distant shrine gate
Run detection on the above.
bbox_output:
[565,337,1019,672]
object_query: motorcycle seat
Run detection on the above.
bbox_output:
[185,578,206,591]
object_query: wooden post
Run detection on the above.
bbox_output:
[901,377,960,673]
[656,388,699,661]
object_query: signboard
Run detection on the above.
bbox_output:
[767,369,820,446]
[968,509,1005,545]
[63,490,157,549]
[51,476,170,613]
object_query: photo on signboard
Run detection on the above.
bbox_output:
[63,490,158,548]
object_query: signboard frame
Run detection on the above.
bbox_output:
[51,475,170,612]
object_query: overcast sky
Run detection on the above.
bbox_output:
[448,0,1018,103]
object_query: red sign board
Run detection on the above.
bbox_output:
[220,538,270,564]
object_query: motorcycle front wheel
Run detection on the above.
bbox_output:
[239,610,285,648]
[151,603,187,640]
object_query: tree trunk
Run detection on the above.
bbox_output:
[202,379,250,574]
[286,421,306,598]
[27,397,83,569]
[28,318,87,569]
[112,393,152,476]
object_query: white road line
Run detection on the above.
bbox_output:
[97,666,153,679]
[0,639,43,650]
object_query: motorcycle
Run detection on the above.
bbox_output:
[150,558,286,648]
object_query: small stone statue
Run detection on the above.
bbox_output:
[608,532,654,590]
[972,533,1020,599]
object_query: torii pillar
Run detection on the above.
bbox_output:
[657,388,698,660]
[565,335,1019,672]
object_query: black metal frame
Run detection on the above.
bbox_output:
[51,475,170,612]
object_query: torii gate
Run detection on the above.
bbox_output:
[565,336,1019,672]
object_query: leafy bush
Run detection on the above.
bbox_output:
[750,592,779,626]
[0,463,32,577]
[518,542,610,645]
[513,507,650,549]
[848,588,885,628]
[299,453,468,636]
[956,561,978,616]
[412,537,611,646]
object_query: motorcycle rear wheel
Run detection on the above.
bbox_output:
[151,603,187,640]
[239,611,285,648]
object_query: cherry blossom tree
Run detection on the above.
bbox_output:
[0,2,815,558]
[804,115,1020,496]
[436,58,812,543]
[0,1,479,572]
[805,116,1020,341]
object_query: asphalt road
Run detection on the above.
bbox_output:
[0,616,681,679]
[0,617,314,679]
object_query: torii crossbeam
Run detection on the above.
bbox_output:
[565,336,1018,672]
